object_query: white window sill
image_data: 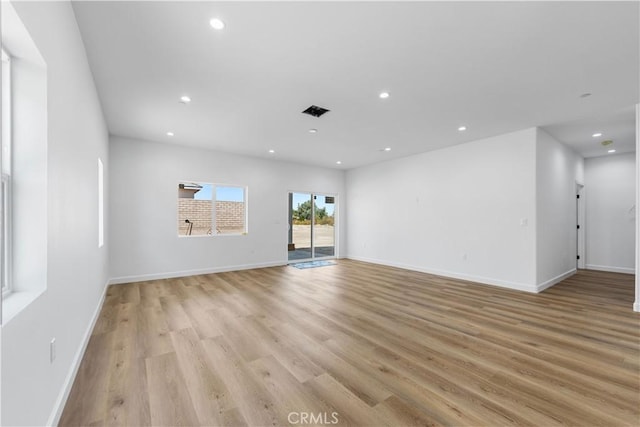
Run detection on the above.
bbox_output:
[2,289,45,325]
[177,233,248,238]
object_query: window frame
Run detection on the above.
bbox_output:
[98,158,104,248]
[177,181,248,238]
[1,47,12,297]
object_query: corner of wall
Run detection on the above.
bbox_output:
[46,280,110,426]
[635,103,639,312]
[533,127,582,291]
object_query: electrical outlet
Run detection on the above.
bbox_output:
[50,338,56,363]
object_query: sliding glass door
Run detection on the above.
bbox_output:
[313,194,335,258]
[288,192,312,261]
[288,192,335,262]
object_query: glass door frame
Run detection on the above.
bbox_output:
[287,191,337,263]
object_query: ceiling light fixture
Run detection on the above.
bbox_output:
[336,161,342,165]
[166,132,174,137]
[180,95,191,104]
[384,147,391,152]
[608,149,616,153]
[379,92,390,99]
[209,18,225,30]
[458,126,467,131]
[592,132,602,138]
[268,149,275,154]
[309,129,318,134]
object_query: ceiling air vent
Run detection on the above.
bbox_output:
[302,105,330,118]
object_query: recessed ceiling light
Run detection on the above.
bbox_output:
[309,129,318,134]
[384,147,391,152]
[592,132,602,138]
[166,132,174,137]
[336,161,342,165]
[209,18,225,30]
[458,126,467,131]
[608,149,616,153]
[268,149,275,154]
[580,93,592,98]
[379,92,390,99]
[180,95,191,104]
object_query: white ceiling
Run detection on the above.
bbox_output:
[543,106,636,158]
[71,1,639,169]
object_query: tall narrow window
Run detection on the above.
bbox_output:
[1,48,12,295]
[98,158,104,248]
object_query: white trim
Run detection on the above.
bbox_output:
[109,261,287,285]
[536,269,576,293]
[47,280,110,427]
[634,301,640,313]
[585,264,635,275]
[346,255,538,293]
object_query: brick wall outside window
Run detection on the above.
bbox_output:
[178,199,245,235]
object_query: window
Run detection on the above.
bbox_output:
[215,186,247,235]
[1,2,48,323]
[178,182,247,236]
[1,48,12,296]
[178,182,213,236]
[98,158,104,247]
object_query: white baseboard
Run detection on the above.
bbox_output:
[346,255,538,293]
[585,264,635,274]
[47,279,110,427]
[634,301,640,312]
[109,261,287,285]
[536,269,576,292]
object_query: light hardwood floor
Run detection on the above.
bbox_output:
[60,261,639,426]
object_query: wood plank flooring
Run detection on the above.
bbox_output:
[59,261,640,426]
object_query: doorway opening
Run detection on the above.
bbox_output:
[288,192,335,262]
[576,183,585,269]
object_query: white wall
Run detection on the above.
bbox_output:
[346,128,538,291]
[535,128,584,290]
[585,153,636,274]
[1,2,109,426]
[109,136,345,282]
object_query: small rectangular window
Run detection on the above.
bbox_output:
[178,182,247,236]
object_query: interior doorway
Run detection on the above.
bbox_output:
[288,192,335,262]
[576,183,585,269]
